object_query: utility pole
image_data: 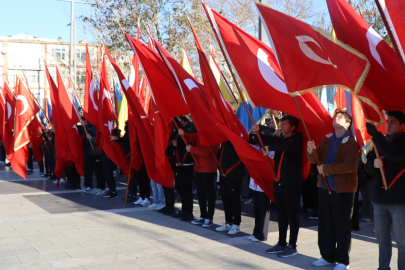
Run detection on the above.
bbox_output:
[59,0,86,85]
[258,0,266,42]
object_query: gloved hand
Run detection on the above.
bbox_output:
[366,122,378,136]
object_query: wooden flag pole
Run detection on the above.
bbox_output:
[292,96,332,194]
[372,142,388,190]
[199,10,277,177]
[124,166,132,208]
[67,77,95,150]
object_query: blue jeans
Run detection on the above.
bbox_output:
[150,180,165,205]
[374,203,405,270]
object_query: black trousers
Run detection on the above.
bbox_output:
[310,174,319,212]
[136,163,150,200]
[0,143,5,162]
[176,165,194,213]
[252,190,271,241]
[65,165,80,186]
[220,175,242,225]
[195,171,217,220]
[101,152,116,192]
[83,155,104,189]
[27,148,33,170]
[318,188,354,266]
[37,155,44,173]
[273,183,302,249]
[45,153,55,175]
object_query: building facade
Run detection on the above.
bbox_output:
[0,33,101,108]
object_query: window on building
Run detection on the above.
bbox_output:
[52,47,66,61]
[76,47,86,64]
[76,70,85,87]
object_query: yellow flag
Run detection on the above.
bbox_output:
[118,94,128,136]
[179,48,196,77]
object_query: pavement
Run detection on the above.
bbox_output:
[0,164,398,270]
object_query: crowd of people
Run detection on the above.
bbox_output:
[1,109,404,270]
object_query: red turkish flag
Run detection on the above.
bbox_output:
[104,44,173,187]
[377,0,405,67]
[128,111,143,171]
[98,56,130,177]
[3,81,15,157]
[148,39,229,146]
[126,36,189,120]
[28,116,44,165]
[189,17,279,200]
[128,22,141,95]
[0,87,4,142]
[327,0,405,121]
[56,66,85,176]
[255,3,381,124]
[45,65,73,180]
[204,4,333,145]
[12,77,39,179]
[83,43,99,128]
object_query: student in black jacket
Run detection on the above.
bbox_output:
[171,116,197,221]
[365,111,405,270]
[215,140,244,235]
[260,115,303,258]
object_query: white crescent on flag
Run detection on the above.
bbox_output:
[257,48,288,94]
[16,95,28,115]
[366,27,385,69]
[89,78,98,111]
[296,35,337,68]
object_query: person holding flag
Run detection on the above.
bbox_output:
[307,110,359,270]
[258,115,303,258]
[365,111,405,270]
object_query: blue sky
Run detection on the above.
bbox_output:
[0,0,91,42]
[0,0,329,43]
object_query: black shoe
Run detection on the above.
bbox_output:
[108,192,118,200]
[181,213,194,221]
[5,163,11,167]
[43,173,50,177]
[309,211,319,220]
[163,209,176,215]
[171,211,187,218]
[351,225,360,231]
[103,190,113,198]
[49,175,57,180]
[121,196,135,202]
[157,207,167,213]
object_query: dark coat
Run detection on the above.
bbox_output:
[264,132,304,186]
[365,132,405,205]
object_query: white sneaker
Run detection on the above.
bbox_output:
[141,199,151,207]
[248,235,255,240]
[148,203,158,209]
[313,258,334,267]
[250,236,261,242]
[96,189,105,196]
[334,263,349,270]
[133,198,143,205]
[228,224,240,235]
[216,223,232,232]
[155,204,165,211]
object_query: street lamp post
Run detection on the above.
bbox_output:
[59,0,87,85]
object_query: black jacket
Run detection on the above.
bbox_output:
[175,121,197,165]
[79,124,99,156]
[217,141,244,179]
[365,131,405,205]
[263,132,303,186]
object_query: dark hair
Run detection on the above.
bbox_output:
[178,116,189,123]
[333,109,352,130]
[81,117,87,121]
[387,110,405,125]
[281,115,299,130]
